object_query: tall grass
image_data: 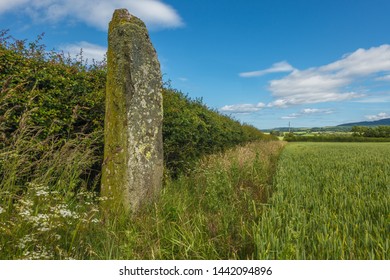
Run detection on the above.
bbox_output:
[253,142,389,259]
[0,123,104,259]
[92,140,285,259]
[0,124,285,259]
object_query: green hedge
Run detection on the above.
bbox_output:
[0,32,106,143]
[163,88,275,175]
[0,32,276,179]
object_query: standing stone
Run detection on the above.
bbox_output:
[101,9,163,213]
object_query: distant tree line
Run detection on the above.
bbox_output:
[283,131,390,142]
[284,134,390,142]
[351,126,390,138]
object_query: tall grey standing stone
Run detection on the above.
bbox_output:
[101,9,163,213]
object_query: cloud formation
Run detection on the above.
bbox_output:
[239,61,295,77]
[376,74,390,81]
[281,108,333,119]
[237,45,390,109]
[354,95,390,103]
[0,0,183,30]
[0,0,27,13]
[61,41,107,63]
[301,108,333,114]
[268,45,390,107]
[220,102,265,114]
[365,112,390,121]
[281,113,300,120]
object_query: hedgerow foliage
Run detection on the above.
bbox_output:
[0,31,275,182]
[0,32,106,143]
[162,88,275,175]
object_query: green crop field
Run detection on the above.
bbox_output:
[253,142,389,259]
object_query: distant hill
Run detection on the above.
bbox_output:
[337,118,390,127]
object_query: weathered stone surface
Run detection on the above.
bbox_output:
[101,9,163,212]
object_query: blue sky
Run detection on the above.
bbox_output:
[1,0,390,129]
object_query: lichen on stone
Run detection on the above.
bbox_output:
[101,9,163,213]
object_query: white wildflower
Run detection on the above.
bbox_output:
[18,234,37,249]
[53,204,75,218]
[19,198,33,207]
[0,206,4,214]
[18,209,32,219]
[35,189,49,197]
[59,209,73,218]
[36,213,49,221]
[23,246,53,260]
[38,227,50,232]
[29,213,50,228]
[32,184,51,197]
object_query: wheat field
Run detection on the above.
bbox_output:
[253,142,389,259]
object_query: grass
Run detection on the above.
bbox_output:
[0,124,285,259]
[122,140,286,259]
[90,140,286,259]
[0,125,104,259]
[253,142,389,259]
[1,129,388,259]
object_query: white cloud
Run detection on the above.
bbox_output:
[0,0,28,13]
[354,95,390,103]
[281,114,299,119]
[282,108,333,119]
[272,45,390,106]
[301,108,333,114]
[376,74,390,81]
[61,41,107,63]
[219,102,265,114]
[321,45,390,76]
[0,0,184,31]
[239,61,295,77]
[267,67,363,107]
[240,45,390,107]
[365,112,390,121]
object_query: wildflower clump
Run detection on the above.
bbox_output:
[0,182,104,259]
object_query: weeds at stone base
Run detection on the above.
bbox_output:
[99,141,286,259]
